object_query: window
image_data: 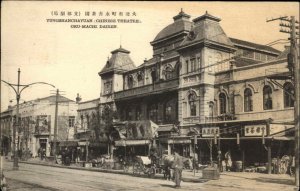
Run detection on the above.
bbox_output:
[136,106,142,120]
[165,102,173,122]
[164,66,173,80]
[103,81,112,94]
[263,86,273,110]
[209,102,214,119]
[255,52,261,60]
[243,50,254,59]
[148,104,158,122]
[69,116,75,127]
[151,70,156,83]
[219,93,227,114]
[188,93,197,116]
[261,54,267,61]
[190,59,196,72]
[197,56,201,70]
[185,60,189,74]
[137,74,143,86]
[244,88,253,112]
[128,75,134,89]
[126,107,133,121]
[284,83,294,108]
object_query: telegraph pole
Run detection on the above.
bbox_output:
[267,15,299,188]
[53,89,59,160]
[1,68,55,170]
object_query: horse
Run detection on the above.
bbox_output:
[162,154,190,180]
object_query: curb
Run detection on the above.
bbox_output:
[11,160,204,183]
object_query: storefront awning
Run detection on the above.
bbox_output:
[157,124,177,132]
[195,136,294,141]
[115,139,150,146]
[168,138,191,144]
[197,118,272,126]
[89,141,107,147]
[59,140,78,147]
[113,120,159,140]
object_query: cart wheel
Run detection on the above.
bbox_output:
[133,162,141,176]
[147,167,155,178]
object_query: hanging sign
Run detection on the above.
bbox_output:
[244,125,267,136]
[202,127,219,137]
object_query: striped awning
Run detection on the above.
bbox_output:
[114,139,150,146]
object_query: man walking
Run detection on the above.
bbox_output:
[173,149,183,188]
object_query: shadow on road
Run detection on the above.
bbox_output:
[159,184,176,188]
[254,177,295,186]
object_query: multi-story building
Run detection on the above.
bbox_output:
[98,9,295,170]
[0,95,77,157]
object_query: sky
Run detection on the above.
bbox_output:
[1,1,299,111]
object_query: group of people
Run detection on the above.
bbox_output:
[59,147,86,165]
[37,148,46,160]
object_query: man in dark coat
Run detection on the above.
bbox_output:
[172,149,183,188]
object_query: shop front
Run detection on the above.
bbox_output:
[112,120,158,159]
[194,119,294,174]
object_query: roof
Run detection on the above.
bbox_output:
[36,95,75,103]
[179,12,234,49]
[230,38,281,54]
[99,46,136,75]
[152,10,192,43]
[233,57,261,67]
[192,11,221,23]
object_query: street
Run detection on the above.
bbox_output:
[2,160,297,191]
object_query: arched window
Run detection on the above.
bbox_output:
[165,101,173,122]
[128,75,134,89]
[126,107,133,121]
[164,66,173,80]
[219,93,227,114]
[244,88,253,112]
[136,106,141,120]
[283,82,294,108]
[209,101,214,119]
[137,74,143,86]
[148,104,158,122]
[263,86,272,110]
[188,93,197,116]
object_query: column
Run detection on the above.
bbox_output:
[168,144,171,155]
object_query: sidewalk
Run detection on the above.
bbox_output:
[6,157,204,182]
[4,157,297,188]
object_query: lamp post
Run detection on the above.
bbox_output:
[1,68,55,170]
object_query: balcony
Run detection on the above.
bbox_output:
[114,78,179,100]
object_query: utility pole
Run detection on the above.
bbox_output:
[1,68,55,170]
[267,15,299,188]
[53,89,59,160]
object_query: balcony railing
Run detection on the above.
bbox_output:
[114,78,179,100]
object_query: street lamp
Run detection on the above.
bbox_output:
[1,68,55,170]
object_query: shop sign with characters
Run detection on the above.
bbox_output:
[202,127,220,137]
[244,125,267,136]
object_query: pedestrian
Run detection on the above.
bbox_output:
[172,149,183,188]
[225,150,232,171]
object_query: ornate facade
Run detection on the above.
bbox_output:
[97,10,294,169]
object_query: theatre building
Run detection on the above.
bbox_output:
[98,9,295,171]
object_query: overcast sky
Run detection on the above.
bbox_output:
[1,1,299,111]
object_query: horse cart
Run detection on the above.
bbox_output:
[132,155,167,178]
[132,156,155,177]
